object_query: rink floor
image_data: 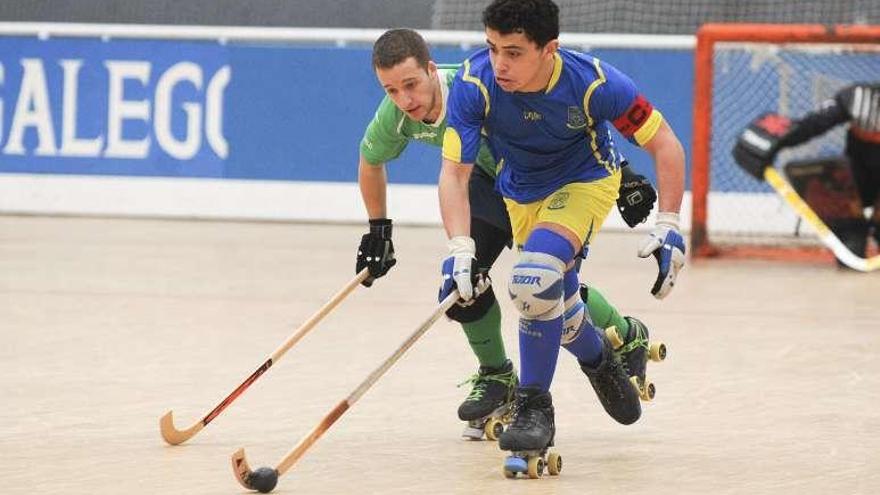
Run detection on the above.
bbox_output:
[2,215,878,495]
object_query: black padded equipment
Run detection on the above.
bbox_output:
[356,218,396,287]
[733,112,791,180]
[617,164,657,228]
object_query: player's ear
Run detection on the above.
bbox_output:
[543,39,559,58]
[427,60,438,76]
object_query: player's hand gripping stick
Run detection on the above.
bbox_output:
[356,218,397,287]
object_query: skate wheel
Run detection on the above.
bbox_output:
[504,455,527,475]
[643,381,656,401]
[503,467,517,479]
[650,342,667,362]
[485,418,504,441]
[605,326,624,349]
[462,424,485,440]
[527,456,544,479]
[547,452,562,475]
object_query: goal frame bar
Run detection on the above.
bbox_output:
[691,23,880,261]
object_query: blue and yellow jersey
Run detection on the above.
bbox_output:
[443,47,664,203]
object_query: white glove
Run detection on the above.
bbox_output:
[439,236,482,302]
[637,212,686,299]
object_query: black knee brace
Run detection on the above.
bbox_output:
[446,286,498,323]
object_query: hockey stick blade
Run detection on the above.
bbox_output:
[160,410,204,446]
[159,269,369,446]
[765,168,880,271]
[231,448,254,489]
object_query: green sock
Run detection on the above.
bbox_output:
[461,300,507,369]
[583,285,629,335]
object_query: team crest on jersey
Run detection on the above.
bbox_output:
[566,106,587,129]
[547,191,570,210]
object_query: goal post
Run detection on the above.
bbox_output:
[691,23,880,261]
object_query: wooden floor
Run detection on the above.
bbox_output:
[2,215,878,495]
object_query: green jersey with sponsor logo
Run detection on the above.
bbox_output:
[360,68,497,178]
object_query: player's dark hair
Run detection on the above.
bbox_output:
[482,0,559,47]
[372,28,432,71]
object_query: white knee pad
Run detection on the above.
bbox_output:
[508,252,565,319]
[561,294,593,345]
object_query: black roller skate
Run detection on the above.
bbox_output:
[458,360,518,440]
[499,388,562,479]
[580,331,642,425]
[605,317,667,401]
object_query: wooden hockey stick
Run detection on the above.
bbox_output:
[160,269,370,446]
[765,168,880,271]
[231,290,460,492]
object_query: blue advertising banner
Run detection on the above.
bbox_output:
[0,36,694,186]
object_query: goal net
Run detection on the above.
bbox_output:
[431,0,880,35]
[691,24,880,261]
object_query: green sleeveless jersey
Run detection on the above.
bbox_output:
[360,68,498,178]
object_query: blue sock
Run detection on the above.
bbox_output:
[518,316,563,391]
[561,317,603,367]
[515,228,575,392]
[560,262,603,366]
[523,229,575,262]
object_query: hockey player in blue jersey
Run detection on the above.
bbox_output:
[437,0,686,473]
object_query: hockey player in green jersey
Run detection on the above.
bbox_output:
[355,28,658,439]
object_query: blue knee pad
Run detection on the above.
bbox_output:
[508,251,566,319]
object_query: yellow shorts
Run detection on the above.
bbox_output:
[504,171,621,249]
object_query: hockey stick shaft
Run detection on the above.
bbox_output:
[275,291,458,475]
[765,168,880,271]
[232,291,459,485]
[160,269,369,445]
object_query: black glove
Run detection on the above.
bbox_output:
[732,112,791,180]
[617,163,657,228]
[356,218,396,287]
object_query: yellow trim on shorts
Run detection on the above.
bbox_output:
[634,109,664,146]
[504,170,622,249]
[582,58,615,174]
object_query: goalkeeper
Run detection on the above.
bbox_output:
[355,28,658,436]
[734,82,880,258]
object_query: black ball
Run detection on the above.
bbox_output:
[248,467,278,493]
